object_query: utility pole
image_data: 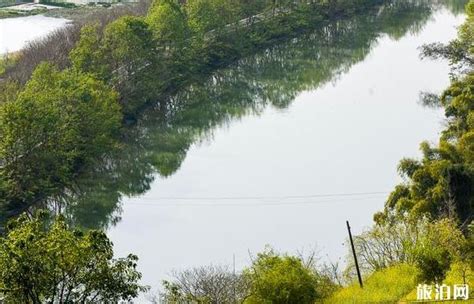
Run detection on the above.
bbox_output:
[233,253,236,304]
[346,220,363,288]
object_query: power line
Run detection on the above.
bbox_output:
[129,191,389,201]
[124,193,386,207]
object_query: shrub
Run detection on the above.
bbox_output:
[327,264,419,304]
[243,249,319,304]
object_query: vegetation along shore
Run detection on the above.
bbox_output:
[0,0,472,302]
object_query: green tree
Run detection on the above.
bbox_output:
[186,0,236,34]
[421,0,473,72]
[102,16,157,115]
[0,213,146,303]
[146,0,192,87]
[103,16,154,77]
[0,63,121,205]
[70,16,158,116]
[379,3,474,221]
[146,0,189,43]
[235,0,268,20]
[378,74,474,223]
[0,80,20,105]
[243,249,319,304]
[408,218,467,283]
[70,23,108,79]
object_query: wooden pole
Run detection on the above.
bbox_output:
[233,253,236,303]
[346,220,363,288]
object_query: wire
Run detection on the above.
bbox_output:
[130,191,389,201]
[124,192,387,207]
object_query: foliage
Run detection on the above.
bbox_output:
[444,260,473,288]
[377,0,474,223]
[342,1,474,300]
[146,0,189,43]
[407,218,468,283]
[102,16,154,77]
[70,24,106,78]
[0,213,146,303]
[469,221,474,270]
[71,16,157,115]
[102,16,157,114]
[37,0,437,231]
[157,248,339,304]
[185,0,237,35]
[402,260,473,302]
[347,217,468,284]
[0,63,121,205]
[243,249,319,304]
[350,218,421,273]
[327,264,419,304]
[0,80,20,104]
[421,0,473,74]
[0,0,391,211]
[0,53,19,77]
[145,0,192,88]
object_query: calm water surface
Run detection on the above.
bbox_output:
[104,5,465,294]
[0,15,69,55]
[3,1,466,299]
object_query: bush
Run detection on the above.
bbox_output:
[243,249,319,304]
[327,264,419,304]
[408,218,467,283]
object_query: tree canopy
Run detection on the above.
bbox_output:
[0,213,146,303]
[0,63,121,206]
[377,0,474,225]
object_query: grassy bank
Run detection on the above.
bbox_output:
[328,262,473,303]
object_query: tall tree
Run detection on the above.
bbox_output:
[0,63,121,206]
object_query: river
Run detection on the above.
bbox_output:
[0,15,69,55]
[104,3,465,296]
[0,1,468,300]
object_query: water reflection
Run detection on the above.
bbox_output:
[7,0,464,230]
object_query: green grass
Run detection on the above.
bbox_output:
[326,264,419,304]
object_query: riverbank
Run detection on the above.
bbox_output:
[0,0,470,301]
